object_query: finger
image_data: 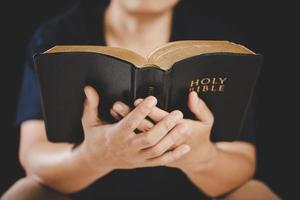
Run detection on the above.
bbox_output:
[116,96,157,133]
[112,101,131,117]
[110,109,122,120]
[133,110,183,149]
[140,122,190,158]
[188,91,214,124]
[146,144,190,167]
[134,98,169,123]
[82,86,102,127]
[111,101,154,132]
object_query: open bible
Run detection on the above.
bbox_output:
[34,40,262,142]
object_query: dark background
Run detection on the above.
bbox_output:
[0,0,298,199]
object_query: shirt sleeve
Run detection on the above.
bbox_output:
[15,61,43,126]
[15,25,55,127]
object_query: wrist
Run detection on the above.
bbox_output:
[182,140,219,174]
[74,142,113,175]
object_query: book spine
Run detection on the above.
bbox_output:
[163,71,171,111]
[131,67,137,108]
[134,67,166,109]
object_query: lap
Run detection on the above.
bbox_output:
[1,178,280,200]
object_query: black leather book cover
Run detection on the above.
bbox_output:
[34,52,262,142]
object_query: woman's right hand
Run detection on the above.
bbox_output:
[79,86,190,174]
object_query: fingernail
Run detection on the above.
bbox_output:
[134,98,143,106]
[146,96,157,106]
[113,103,123,112]
[191,91,198,102]
[84,87,90,96]
[173,110,183,120]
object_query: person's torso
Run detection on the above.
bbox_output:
[34,1,244,199]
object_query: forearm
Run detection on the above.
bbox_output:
[21,142,110,194]
[181,141,256,197]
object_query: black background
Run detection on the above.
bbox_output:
[0,0,298,199]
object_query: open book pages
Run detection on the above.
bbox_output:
[45,40,255,70]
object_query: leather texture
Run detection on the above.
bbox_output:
[35,52,262,142]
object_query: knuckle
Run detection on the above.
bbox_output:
[141,139,151,147]
[163,119,175,131]
[172,123,190,141]
[151,146,163,157]
[163,112,180,130]
[137,104,150,116]
[146,135,157,146]
[141,135,156,147]
[177,123,188,134]
[122,120,135,130]
[168,134,176,145]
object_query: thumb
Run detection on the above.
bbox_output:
[82,85,102,127]
[187,91,214,124]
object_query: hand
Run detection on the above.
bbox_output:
[111,91,217,172]
[79,86,191,174]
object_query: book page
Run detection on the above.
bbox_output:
[148,40,255,70]
[45,41,255,70]
[45,45,149,67]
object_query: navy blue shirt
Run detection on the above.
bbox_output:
[16,1,257,199]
